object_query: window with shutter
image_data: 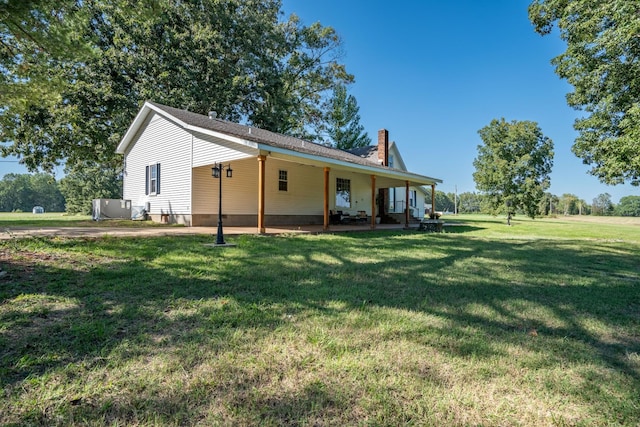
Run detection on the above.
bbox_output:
[146,163,161,195]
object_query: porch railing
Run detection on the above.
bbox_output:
[389,202,423,219]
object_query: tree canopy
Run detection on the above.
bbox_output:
[615,195,640,217]
[318,85,371,149]
[1,0,354,174]
[59,162,122,214]
[473,118,554,219]
[591,192,614,216]
[529,0,640,186]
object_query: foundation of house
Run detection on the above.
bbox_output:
[150,214,326,227]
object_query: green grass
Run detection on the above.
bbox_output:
[1,216,639,425]
[0,212,180,228]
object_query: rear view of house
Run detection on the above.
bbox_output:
[116,101,441,231]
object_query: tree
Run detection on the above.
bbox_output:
[537,192,559,216]
[0,173,65,212]
[424,188,455,213]
[558,193,580,215]
[615,195,640,217]
[529,0,640,186]
[59,162,122,214]
[473,118,554,219]
[318,85,371,149]
[458,192,483,213]
[1,0,353,174]
[592,193,614,216]
[0,0,94,111]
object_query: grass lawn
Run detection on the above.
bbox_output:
[0,212,181,228]
[1,215,639,425]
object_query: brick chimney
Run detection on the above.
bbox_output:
[378,129,389,166]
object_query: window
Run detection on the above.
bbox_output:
[389,155,394,168]
[278,170,288,191]
[336,178,351,207]
[145,163,161,195]
[410,190,417,207]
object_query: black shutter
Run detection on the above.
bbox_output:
[145,165,149,195]
[156,163,160,194]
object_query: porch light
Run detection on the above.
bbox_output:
[211,163,233,245]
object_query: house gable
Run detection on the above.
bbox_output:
[123,112,193,214]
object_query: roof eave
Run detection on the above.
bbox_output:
[262,144,442,186]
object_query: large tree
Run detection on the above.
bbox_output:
[529,0,640,186]
[457,192,483,213]
[537,192,559,216]
[592,192,614,216]
[59,162,122,214]
[1,0,353,174]
[615,195,640,217]
[557,193,589,215]
[318,85,371,149]
[473,118,554,219]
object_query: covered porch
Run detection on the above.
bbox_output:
[191,148,441,233]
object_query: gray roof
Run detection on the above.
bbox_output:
[149,102,384,170]
[346,145,379,162]
[118,101,442,184]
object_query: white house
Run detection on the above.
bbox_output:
[116,101,442,231]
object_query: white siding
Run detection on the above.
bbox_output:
[191,131,256,168]
[123,113,192,214]
[192,158,258,214]
[192,157,327,215]
[265,159,324,215]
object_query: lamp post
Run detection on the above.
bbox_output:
[212,163,233,245]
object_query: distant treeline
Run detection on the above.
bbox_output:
[428,189,640,217]
[0,173,65,212]
[0,171,121,214]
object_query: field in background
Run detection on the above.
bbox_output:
[1,215,639,425]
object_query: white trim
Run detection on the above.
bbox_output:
[117,102,259,154]
[263,144,441,186]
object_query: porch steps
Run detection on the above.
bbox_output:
[383,213,422,225]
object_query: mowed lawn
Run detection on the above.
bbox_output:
[1,215,639,425]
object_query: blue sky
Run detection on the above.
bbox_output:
[280,0,639,204]
[1,0,637,203]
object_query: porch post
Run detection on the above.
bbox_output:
[405,181,410,228]
[431,184,436,217]
[370,175,376,229]
[257,155,266,233]
[323,167,330,230]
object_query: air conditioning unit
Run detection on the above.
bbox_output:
[92,199,132,221]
